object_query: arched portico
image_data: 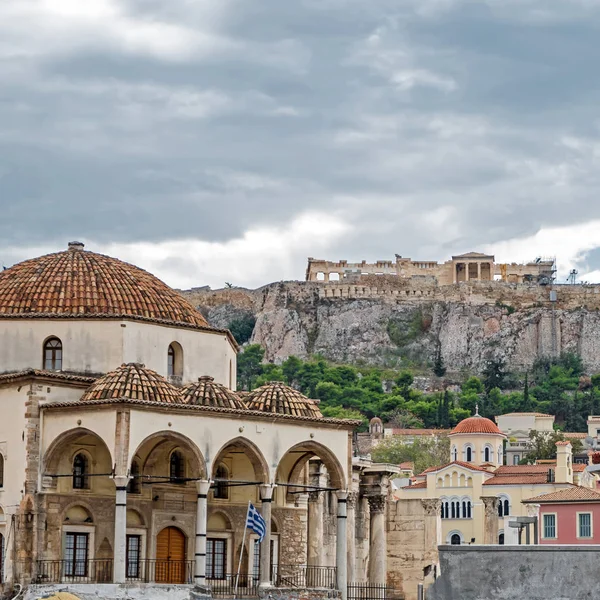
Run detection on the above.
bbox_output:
[210,436,270,486]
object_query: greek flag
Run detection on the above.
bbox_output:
[246,503,266,542]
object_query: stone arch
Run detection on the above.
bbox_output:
[207,510,233,531]
[132,430,207,480]
[276,440,346,490]
[43,427,114,475]
[126,508,146,528]
[62,502,94,524]
[446,530,464,545]
[211,437,269,484]
[437,477,444,488]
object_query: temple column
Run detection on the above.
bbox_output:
[336,491,349,600]
[347,493,358,584]
[481,497,499,545]
[477,262,481,280]
[195,480,211,588]
[367,496,387,585]
[259,484,276,587]
[307,492,323,566]
[113,475,129,584]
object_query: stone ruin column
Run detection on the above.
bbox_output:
[346,492,358,584]
[481,497,499,545]
[367,496,387,585]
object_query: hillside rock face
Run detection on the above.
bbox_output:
[181,280,600,372]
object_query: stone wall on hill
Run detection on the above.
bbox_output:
[181,281,600,373]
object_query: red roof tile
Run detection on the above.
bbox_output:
[402,481,427,489]
[181,376,245,410]
[523,486,600,503]
[0,243,211,329]
[80,362,182,404]
[451,416,505,436]
[245,381,322,418]
[495,465,555,475]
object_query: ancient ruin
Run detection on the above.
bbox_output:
[306,253,556,285]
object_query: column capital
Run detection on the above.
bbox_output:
[347,492,359,509]
[196,480,211,496]
[421,498,442,517]
[259,483,276,501]
[336,490,349,502]
[480,496,499,517]
[367,495,386,514]
[112,475,131,489]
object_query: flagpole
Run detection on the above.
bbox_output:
[234,501,251,600]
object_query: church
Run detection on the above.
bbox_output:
[0,242,372,598]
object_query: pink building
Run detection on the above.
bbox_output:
[523,487,600,544]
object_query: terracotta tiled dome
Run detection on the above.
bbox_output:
[245,382,322,418]
[0,242,209,328]
[80,363,182,404]
[181,376,246,410]
[450,415,504,436]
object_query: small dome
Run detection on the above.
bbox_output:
[245,381,322,418]
[181,376,246,410]
[81,363,181,404]
[451,415,504,436]
[0,244,209,328]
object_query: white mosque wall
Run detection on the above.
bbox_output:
[0,319,237,389]
[122,322,237,388]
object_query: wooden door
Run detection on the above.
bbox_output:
[156,527,186,583]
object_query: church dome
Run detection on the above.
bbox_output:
[181,376,246,410]
[245,381,322,418]
[450,414,504,436]
[0,242,209,328]
[81,363,182,404]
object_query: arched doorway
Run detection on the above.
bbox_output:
[450,534,461,545]
[499,533,505,545]
[156,527,186,584]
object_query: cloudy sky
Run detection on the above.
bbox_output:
[3,0,600,289]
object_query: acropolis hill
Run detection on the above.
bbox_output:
[180,252,600,374]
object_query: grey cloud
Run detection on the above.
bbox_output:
[3,0,600,282]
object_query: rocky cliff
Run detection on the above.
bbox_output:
[181,279,600,373]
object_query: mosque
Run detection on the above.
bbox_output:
[0,242,377,599]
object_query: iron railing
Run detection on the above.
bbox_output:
[127,559,194,584]
[210,574,260,597]
[272,565,337,588]
[35,559,114,584]
[347,583,398,600]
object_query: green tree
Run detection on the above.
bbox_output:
[282,356,303,387]
[321,406,367,428]
[227,314,256,345]
[482,358,506,392]
[433,348,446,378]
[254,363,285,387]
[387,409,424,429]
[237,344,265,391]
[371,435,450,474]
[521,430,583,463]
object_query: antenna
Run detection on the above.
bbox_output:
[567,269,578,285]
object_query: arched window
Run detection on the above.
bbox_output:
[498,496,510,517]
[499,533,505,545]
[465,446,473,463]
[0,454,4,488]
[170,451,185,484]
[167,343,183,379]
[450,534,461,545]
[128,460,141,494]
[73,453,88,490]
[451,446,458,462]
[43,337,63,370]
[467,502,472,519]
[213,464,229,499]
[484,446,492,463]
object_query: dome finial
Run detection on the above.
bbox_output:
[475,403,479,416]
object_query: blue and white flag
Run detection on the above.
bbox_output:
[246,503,266,542]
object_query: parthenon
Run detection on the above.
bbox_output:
[306,253,556,286]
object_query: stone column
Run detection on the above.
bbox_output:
[347,493,358,584]
[526,503,540,545]
[307,492,323,566]
[367,496,387,585]
[259,484,275,587]
[421,499,442,551]
[194,480,211,588]
[113,475,130,584]
[336,491,349,600]
[481,497,499,545]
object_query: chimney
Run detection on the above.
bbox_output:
[555,441,573,484]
